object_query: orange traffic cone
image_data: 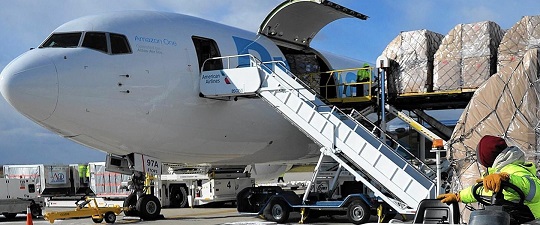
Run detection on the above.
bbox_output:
[26,206,33,225]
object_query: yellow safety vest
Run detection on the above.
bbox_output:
[459,163,540,218]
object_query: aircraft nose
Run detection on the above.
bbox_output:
[0,52,59,122]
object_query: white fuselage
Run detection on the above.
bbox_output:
[0,11,318,165]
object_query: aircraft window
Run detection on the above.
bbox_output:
[82,32,108,53]
[40,32,82,48]
[110,33,131,54]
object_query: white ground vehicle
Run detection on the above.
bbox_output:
[3,164,91,197]
[0,178,44,219]
[156,165,254,208]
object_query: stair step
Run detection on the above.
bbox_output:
[201,55,436,214]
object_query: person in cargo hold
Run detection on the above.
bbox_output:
[437,135,540,223]
[356,63,371,97]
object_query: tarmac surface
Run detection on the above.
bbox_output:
[0,206,380,225]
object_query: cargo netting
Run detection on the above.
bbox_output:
[448,47,540,221]
[381,29,444,94]
[498,15,540,71]
[433,21,504,91]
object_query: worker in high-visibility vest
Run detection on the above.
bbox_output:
[356,63,371,97]
[437,135,540,224]
[79,165,89,184]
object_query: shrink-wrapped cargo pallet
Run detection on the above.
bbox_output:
[498,15,540,70]
[382,29,443,94]
[88,162,131,197]
[448,48,540,221]
[285,54,321,91]
[434,21,504,91]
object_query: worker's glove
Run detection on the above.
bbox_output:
[476,172,510,193]
[436,193,460,203]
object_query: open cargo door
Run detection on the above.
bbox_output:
[259,0,368,48]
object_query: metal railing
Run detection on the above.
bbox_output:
[200,54,434,179]
[201,54,257,71]
[348,109,436,177]
[201,56,374,102]
[297,67,375,101]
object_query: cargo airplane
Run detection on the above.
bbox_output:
[0,0,368,219]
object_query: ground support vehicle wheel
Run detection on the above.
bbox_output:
[170,185,188,208]
[264,200,290,224]
[347,200,370,224]
[30,203,42,218]
[104,211,116,223]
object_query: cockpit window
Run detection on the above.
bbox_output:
[41,32,82,48]
[82,32,108,53]
[39,31,132,55]
[110,33,131,54]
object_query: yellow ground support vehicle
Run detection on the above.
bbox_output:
[44,196,123,223]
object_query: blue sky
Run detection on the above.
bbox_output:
[0,0,538,165]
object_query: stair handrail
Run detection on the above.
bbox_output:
[201,53,259,72]
[201,54,435,179]
[256,59,436,179]
[348,109,436,176]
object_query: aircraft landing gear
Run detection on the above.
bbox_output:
[123,171,161,220]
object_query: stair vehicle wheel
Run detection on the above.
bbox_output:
[2,213,17,219]
[136,195,161,220]
[123,192,138,217]
[266,200,290,224]
[308,209,321,219]
[92,217,104,223]
[347,200,370,224]
[104,211,116,223]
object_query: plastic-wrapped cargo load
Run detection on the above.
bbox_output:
[88,162,131,198]
[448,48,540,221]
[285,54,320,91]
[498,15,540,71]
[381,29,444,94]
[434,21,504,91]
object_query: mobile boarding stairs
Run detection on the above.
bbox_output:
[199,54,439,214]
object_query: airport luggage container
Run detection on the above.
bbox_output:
[3,164,85,197]
[0,178,44,219]
[88,162,131,199]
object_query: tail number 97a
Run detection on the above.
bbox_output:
[135,153,162,175]
[147,159,159,168]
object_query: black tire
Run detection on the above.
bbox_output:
[266,200,290,224]
[169,186,188,208]
[92,217,104,223]
[136,195,161,220]
[104,211,116,223]
[308,209,321,219]
[347,200,370,224]
[30,204,42,218]
[2,213,17,219]
[123,192,139,217]
[380,211,397,223]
